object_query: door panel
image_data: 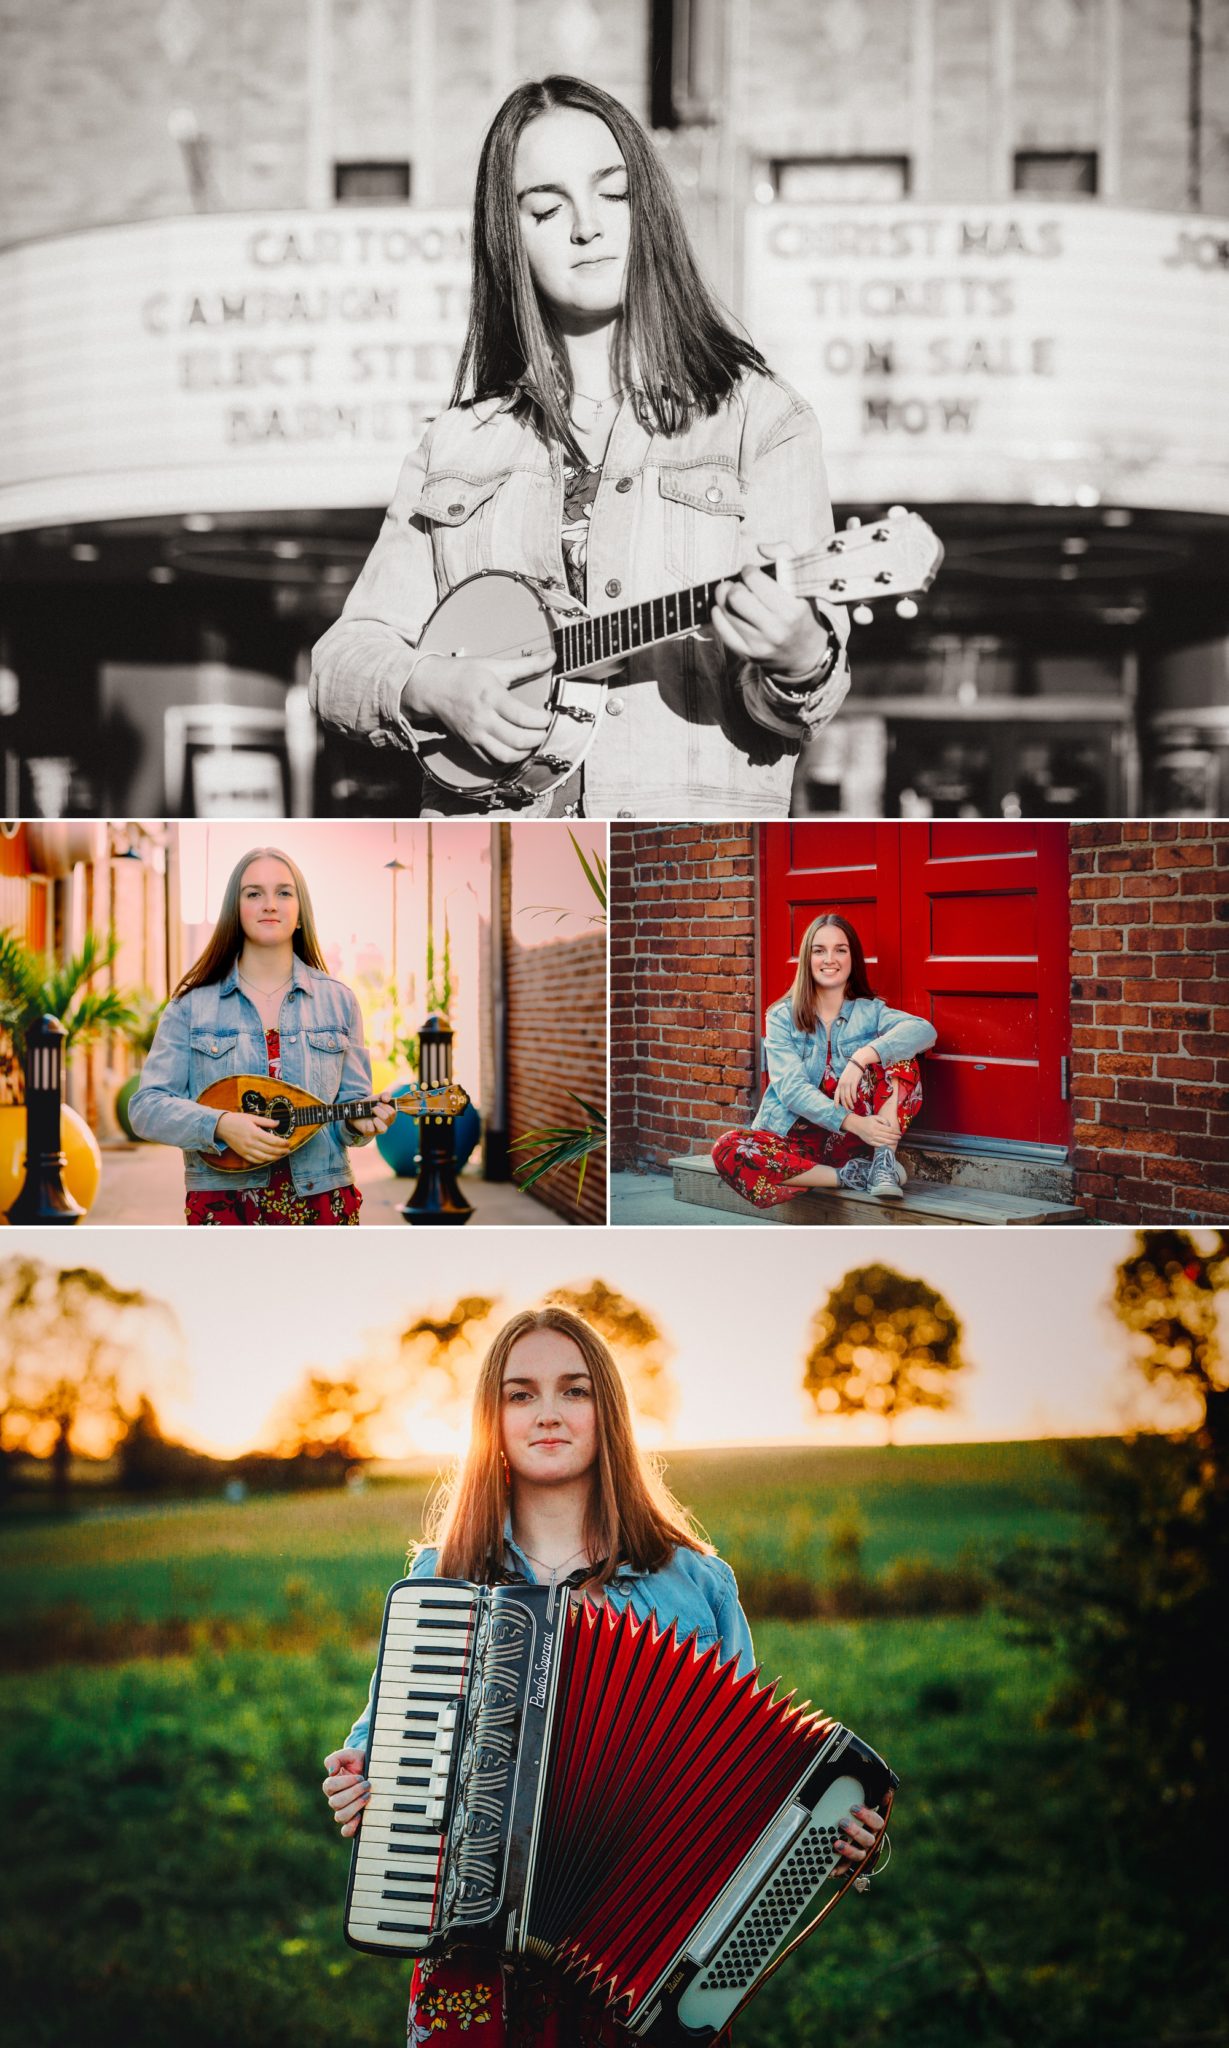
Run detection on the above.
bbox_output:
[759,823,1071,1148]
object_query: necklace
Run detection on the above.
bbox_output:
[571,385,624,417]
[238,968,293,998]
[517,1541,589,1587]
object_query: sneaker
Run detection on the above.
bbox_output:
[868,1146,906,1199]
[836,1155,872,1192]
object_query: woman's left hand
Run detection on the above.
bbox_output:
[834,1057,874,1111]
[835,1803,886,1875]
[347,1092,397,1138]
[711,544,833,677]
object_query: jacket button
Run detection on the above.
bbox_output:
[448,501,464,516]
[605,578,621,597]
[615,476,633,494]
[705,485,722,503]
[617,808,634,818]
[605,697,624,717]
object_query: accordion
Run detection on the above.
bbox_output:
[344,1577,897,2043]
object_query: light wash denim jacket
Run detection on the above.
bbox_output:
[128,956,375,1195]
[755,994,937,1139]
[310,369,850,821]
[343,1534,756,1756]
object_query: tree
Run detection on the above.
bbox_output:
[997,1230,1229,1868]
[272,1370,394,1465]
[0,1255,183,1507]
[546,1278,677,1426]
[802,1263,967,1442]
[0,926,138,1066]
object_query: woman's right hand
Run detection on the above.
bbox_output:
[322,1749,370,1839]
[842,1110,900,1149]
[405,651,554,766]
[214,1110,293,1163]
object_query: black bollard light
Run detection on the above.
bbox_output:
[8,1014,84,1224]
[400,1013,473,1226]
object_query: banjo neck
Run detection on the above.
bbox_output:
[548,513,940,676]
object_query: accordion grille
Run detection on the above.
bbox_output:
[525,1599,836,2017]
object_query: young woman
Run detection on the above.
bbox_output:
[310,74,850,821]
[711,913,936,1209]
[129,847,394,1224]
[322,1306,885,2044]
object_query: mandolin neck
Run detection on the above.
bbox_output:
[292,1096,414,1130]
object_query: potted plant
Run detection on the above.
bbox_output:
[0,927,139,1215]
[114,990,168,1141]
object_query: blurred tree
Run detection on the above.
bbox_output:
[998,1230,1229,1866]
[400,1296,495,1366]
[802,1263,967,1443]
[272,1371,391,1464]
[0,1255,183,1506]
[546,1278,677,1425]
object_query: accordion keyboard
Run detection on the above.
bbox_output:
[345,1586,479,1953]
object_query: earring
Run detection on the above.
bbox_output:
[501,1454,511,1487]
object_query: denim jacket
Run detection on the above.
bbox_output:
[343,1535,756,1756]
[128,956,375,1195]
[755,994,937,1138]
[310,369,850,820]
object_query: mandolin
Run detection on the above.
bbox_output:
[413,506,943,803]
[198,1073,469,1173]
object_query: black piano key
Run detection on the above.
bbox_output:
[381,1889,436,1903]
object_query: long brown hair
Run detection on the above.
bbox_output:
[787,912,876,1034]
[173,847,329,999]
[452,75,766,453]
[423,1305,709,1588]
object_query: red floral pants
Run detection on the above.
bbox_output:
[408,1952,684,2045]
[710,1058,923,1210]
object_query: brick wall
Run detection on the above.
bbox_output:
[610,824,759,1172]
[506,930,606,1227]
[1070,822,1229,1224]
[4,2,1226,247]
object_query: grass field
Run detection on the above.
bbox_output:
[4,1444,1216,2048]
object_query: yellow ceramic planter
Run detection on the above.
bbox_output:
[0,1101,103,1216]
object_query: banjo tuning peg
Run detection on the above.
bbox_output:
[852,604,874,625]
[895,597,919,619]
[845,514,862,529]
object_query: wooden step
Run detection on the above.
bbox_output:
[669,1155,1088,1227]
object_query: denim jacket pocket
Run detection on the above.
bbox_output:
[657,461,746,585]
[305,1026,349,1100]
[188,1030,239,1096]
[416,468,514,586]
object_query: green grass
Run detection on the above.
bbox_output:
[7,1444,1217,2047]
[0,1441,1084,1631]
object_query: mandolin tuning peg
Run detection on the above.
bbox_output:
[845,514,862,529]
[895,597,918,619]
[852,604,874,625]
[887,504,906,517]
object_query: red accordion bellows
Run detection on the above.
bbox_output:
[529,1599,837,2017]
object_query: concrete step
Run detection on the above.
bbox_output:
[670,1155,1088,1227]
[899,1136,1076,1207]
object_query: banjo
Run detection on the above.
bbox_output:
[414,507,943,804]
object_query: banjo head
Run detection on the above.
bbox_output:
[417,573,558,794]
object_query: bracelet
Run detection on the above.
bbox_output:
[766,623,842,693]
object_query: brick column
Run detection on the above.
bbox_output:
[610,825,759,1171]
[1069,822,1229,1223]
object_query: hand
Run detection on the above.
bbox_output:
[842,1110,900,1149]
[347,1092,397,1138]
[322,1748,370,1839]
[710,544,831,676]
[407,651,554,766]
[834,1057,875,1111]
[215,1110,292,1164]
[835,1803,886,1873]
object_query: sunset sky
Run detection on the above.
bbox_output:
[6,1227,1165,1459]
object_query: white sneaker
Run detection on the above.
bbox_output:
[868,1147,906,1198]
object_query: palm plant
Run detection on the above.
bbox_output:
[510,832,608,1205]
[0,927,140,1068]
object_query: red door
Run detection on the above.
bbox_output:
[759,823,1071,1148]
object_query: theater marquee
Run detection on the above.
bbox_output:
[0,210,472,530]
[745,202,1229,515]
